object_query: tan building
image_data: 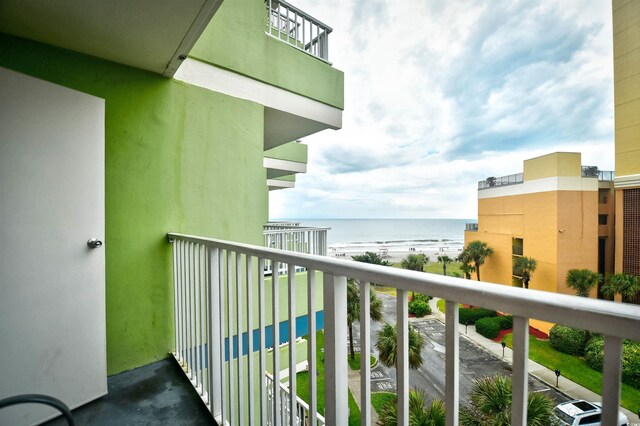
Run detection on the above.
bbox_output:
[613,0,640,304]
[465,152,615,333]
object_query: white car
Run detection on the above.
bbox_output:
[553,400,629,426]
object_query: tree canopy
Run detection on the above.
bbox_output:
[566,269,601,298]
[401,254,428,272]
[375,322,425,370]
[351,251,391,266]
[437,255,452,276]
[602,273,640,302]
[513,256,537,289]
[465,241,493,281]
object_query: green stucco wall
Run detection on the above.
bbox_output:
[265,141,308,164]
[190,0,344,110]
[0,34,269,375]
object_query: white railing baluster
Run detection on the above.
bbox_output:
[227,251,235,425]
[602,335,623,425]
[288,264,296,426]
[173,239,180,361]
[236,253,245,426]
[208,247,222,418]
[323,273,348,424]
[273,261,281,426]
[194,243,201,388]
[511,316,529,426]
[396,290,409,426]
[360,280,371,426]
[188,242,194,379]
[445,301,459,426]
[307,270,317,426]
[200,245,207,398]
[259,258,267,424]
[182,241,188,369]
[218,249,227,425]
[247,256,255,426]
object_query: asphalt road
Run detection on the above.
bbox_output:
[350,292,569,406]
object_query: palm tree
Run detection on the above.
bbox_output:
[457,249,474,280]
[347,279,382,359]
[437,255,452,276]
[459,375,554,426]
[377,388,445,426]
[401,254,428,298]
[566,269,601,298]
[375,322,425,369]
[351,251,391,266]
[513,256,537,289]
[465,240,493,281]
[401,254,428,272]
[602,273,640,303]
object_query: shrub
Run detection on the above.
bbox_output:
[498,315,513,330]
[475,316,501,339]
[459,308,497,325]
[409,300,431,317]
[549,325,586,356]
[585,336,640,389]
[411,293,432,303]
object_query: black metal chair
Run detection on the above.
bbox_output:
[0,394,75,425]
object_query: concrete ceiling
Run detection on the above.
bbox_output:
[0,0,223,76]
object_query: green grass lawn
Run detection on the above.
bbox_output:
[502,333,640,413]
[347,353,377,370]
[371,391,396,414]
[424,261,463,276]
[437,298,446,313]
[296,332,361,425]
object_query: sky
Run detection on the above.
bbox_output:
[269,0,614,220]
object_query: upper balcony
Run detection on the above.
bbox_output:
[168,233,640,426]
[582,166,615,182]
[266,0,332,63]
[478,173,524,190]
[465,222,478,231]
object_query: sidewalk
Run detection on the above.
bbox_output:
[348,366,379,424]
[427,297,639,423]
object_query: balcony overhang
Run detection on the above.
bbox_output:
[267,177,295,191]
[0,0,223,77]
[264,157,307,179]
[174,58,343,150]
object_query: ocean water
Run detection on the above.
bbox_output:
[290,218,472,256]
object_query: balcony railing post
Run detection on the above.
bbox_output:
[208,247,222,418]
[445,301,459,426]
[602,335,623,425]
[360,280,371,426]
[397,289,409,426]
[511,316,529,426]
[323,273,348,424]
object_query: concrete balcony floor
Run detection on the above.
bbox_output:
[43,358,215,426]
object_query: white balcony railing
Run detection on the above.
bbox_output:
[168,233,640,426]
[266,0,332,63]
[263,225,329,275]
[266,372,326,426]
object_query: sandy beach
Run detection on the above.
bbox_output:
[329,246,463,264]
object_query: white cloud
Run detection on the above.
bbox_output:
[269,0,614,220]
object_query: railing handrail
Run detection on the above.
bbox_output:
[168,232,640,341]
[264,226,331,234]
[271,0,333,32]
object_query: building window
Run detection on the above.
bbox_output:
[512,238,523,256]
[598,214,608,225]
[598,189,609,204]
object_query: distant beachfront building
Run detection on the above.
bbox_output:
[613,0,640,294]
[464,152,615,333]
